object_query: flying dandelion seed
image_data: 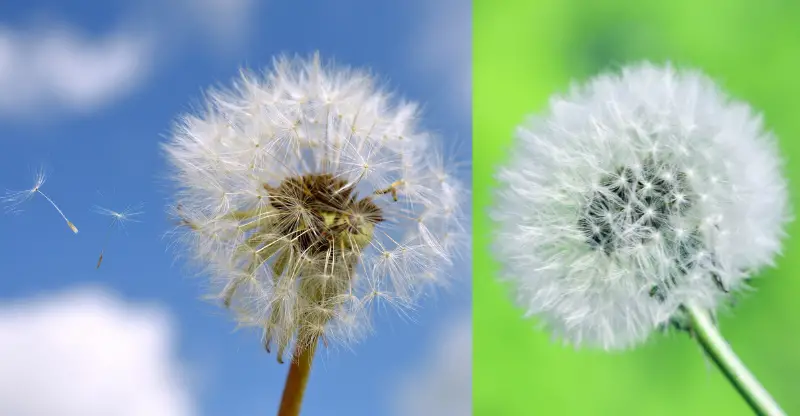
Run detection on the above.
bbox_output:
[93,204,144,269]
[163,52,467,415]
[2,168,78,234]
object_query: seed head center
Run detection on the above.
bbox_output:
[266,173,384,254]
[578,158,694,255]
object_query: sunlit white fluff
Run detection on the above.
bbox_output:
[164,53,466,361]
[492,62,790,350]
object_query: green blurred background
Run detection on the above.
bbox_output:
[473,0,800,414]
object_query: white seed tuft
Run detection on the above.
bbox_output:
[491,62,791,350]
[164,53,466,361]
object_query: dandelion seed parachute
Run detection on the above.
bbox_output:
[2,168,78,234]
[93,204,144,269]
[492,62,790,350]
[164,53,466,362]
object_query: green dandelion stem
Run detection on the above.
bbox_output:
[683,303,785,416]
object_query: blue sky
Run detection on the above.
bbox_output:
[0,1,471,415]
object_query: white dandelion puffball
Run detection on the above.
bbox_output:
[492,62,790,350]
[164,53,466,362]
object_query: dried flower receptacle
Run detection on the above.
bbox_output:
[204,172,393,361]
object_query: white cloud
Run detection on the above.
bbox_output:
[0,0,258,120]
[0,288,194,416]
[0,26,153,117]
[409,0,471,119]
[171,0,257,48]
[393,315,472,416]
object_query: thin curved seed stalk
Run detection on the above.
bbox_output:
[683,303,786,416]
[1,168,77,233]
[37,190,78,233]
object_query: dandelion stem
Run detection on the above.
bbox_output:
[277,339,318,416]
[683,303,785,416]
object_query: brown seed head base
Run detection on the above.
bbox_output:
[178,173,391,362]
[264,173,385,255]
[260,173,386,361]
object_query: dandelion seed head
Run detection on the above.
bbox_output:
[164,53,465,361]
[492,62,790,350]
